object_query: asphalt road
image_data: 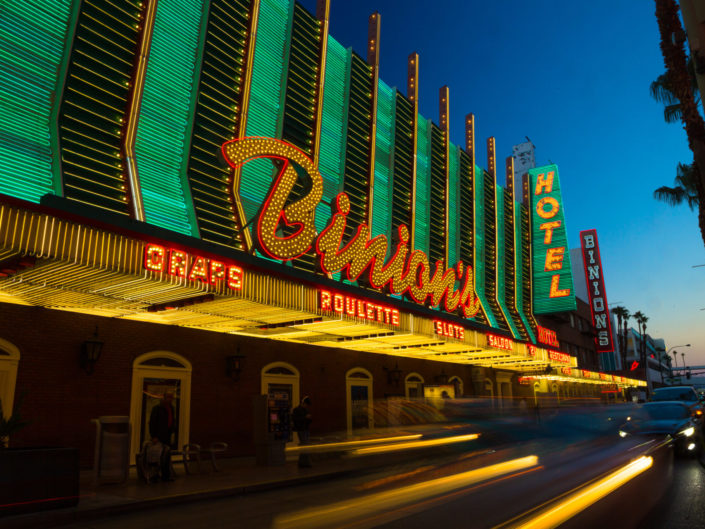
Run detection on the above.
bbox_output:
[640,457,705,529]
[55,437,675,529]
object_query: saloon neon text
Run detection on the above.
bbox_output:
[487,333,513,351]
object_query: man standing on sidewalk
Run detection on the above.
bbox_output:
[149,391,177,481]
[292,396,312,468]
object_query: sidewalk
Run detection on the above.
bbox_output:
[3,454,372,529]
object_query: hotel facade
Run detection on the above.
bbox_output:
[0,0,643,464]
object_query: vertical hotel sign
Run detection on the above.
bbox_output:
[528,165,576,313]
[580,229,614,352]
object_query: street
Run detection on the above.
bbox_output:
[53,431,688,529]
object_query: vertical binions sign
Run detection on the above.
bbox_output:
[580,229,614,353]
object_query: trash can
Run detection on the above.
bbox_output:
[91,416,131,484]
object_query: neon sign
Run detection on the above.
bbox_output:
[221,137,481,319]
[143,244,243,290]
[536,325,559,348]
[580,229,614,353]
[487,333,513,351]
[434,320,465,340]
[319,290,399,326]
[528,165,576,313]
[548,350,571,364]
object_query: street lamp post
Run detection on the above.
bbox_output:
[664,344,690,384]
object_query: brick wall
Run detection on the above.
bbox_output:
[0,303,479,468]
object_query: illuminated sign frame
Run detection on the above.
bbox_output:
[528,165,576,313]
[580,229,614,353]
[221,137,481,320]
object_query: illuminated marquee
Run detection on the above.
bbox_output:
[580,229,614,353]
[536,325,559,348]
[527,165,576,313]
[434,321,465,340]
[143,244,243,290]
[221,137,481,319]
[319,290,400,326]
[487,333,513,351]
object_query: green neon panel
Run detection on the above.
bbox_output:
[448,145,459,267]
[343,52,372,240]
[60,0,144,215]
[515,206,536,342]
[0,1,73,202]
[496,186,521,338]
[473,164,497,327]
[528,164,576,313]
[135,0,202,236]
[281,3,321,272]
[520,204,538,340]
[414,116,430,254]
[371,79,395,244]
[242,0,293,231]
[317,36,350,234]
[186,0,251,249]
[428,123,446,265]
[391,94,413,233]
[281,3,319,156]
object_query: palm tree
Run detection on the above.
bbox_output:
[633,311,649,391]
[649,57,700,124]
[654,161,700,209]
[655,0,705,247]
[611,306,631,369]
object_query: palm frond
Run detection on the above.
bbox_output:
[650,73,679,105]
[663,103,683,123]
[654,185,688,206]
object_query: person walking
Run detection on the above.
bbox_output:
[149,391,177,481]
[292,396,312,468]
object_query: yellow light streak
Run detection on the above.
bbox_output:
[351,433,479,455]
[273,455,539,529]
[285,434,422,453]
[514,456,653,529]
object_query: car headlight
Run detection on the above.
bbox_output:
[681,426,695,437]
[619,430,628,438]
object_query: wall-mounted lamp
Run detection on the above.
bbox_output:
[80,326,104,375]
[384,363,402,386]
[226,348,245,381]
[435,370,449,385]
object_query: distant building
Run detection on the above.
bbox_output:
[512,140,536,200]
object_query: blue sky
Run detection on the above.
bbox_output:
[300,0,705,365]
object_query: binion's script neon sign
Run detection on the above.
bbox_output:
[221,137,481,318]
